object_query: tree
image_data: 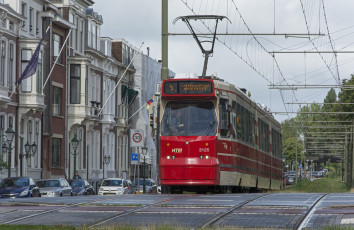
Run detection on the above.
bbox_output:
[337,75,354,121]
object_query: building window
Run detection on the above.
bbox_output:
[21,49,32,92]
[28,120,33,142]
[96,27,100,51]
[70,64,81,104]
[0,41,6,86]
[75,17,79,50]
[53,33,62,64]
[36,11,39,35]
[36,51,42,93]
[8,43,14,90]
[93,25,96,49]
[20,119,24,134]
[52,138,61,167]
[9,21,14,31]
[21,2,27,29]
[53,86,62,115]
[87,21,91,48]
[79,20,84,53]
[29,8,34,33]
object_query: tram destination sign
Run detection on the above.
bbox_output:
[164,81,213,95]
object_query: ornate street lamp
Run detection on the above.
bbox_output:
[102,155,111,179]
[2,126,15,177]
[141,145,148,194]
[19,141,38,176]
[71,133,80,179]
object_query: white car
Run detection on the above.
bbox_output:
[98,178,129,195]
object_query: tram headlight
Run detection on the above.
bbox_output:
[199,155,204,159]
[172,155,175,159]
[167,155,170,159]
[205,155,209,159]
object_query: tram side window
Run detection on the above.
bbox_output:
[236,103,242,140]
[250,112,255,146]
[258,119,270,152]
[231,101,237,139]
[272,129,282,158]
[219,98,230,138]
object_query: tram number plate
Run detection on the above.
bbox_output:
[164,81,213,95]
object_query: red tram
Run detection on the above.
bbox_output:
[159,77,282,193]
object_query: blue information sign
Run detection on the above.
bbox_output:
[131,153,140,164]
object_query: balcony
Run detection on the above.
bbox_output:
[0,85,11,107]
[18,92,45,110]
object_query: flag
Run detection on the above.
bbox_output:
[146,96,155,109]
[16,25,51,85]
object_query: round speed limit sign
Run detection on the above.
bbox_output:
[130,129,144,147]
[133,133,142,143]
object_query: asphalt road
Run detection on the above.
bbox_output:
[1,193,354,229]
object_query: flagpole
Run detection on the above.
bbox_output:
[97,42,144,117]
[42,29,72,89]
[9,24,52,99]
[128,101,150,120]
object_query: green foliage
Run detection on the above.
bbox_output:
[337,75,354,121]
[282,74,354,164]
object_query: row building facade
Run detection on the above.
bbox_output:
[0,0,162,188]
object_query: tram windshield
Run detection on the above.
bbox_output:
[161,101,217,136]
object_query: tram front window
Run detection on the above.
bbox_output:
[161,101,217,136]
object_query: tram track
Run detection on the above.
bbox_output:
[201,193,271,229]
[1,195,137,225]
[295,193,328,230]
[88,194,197,228]
[0,193,329,228]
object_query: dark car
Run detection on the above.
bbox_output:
[134,178,157,194]
[68,179,95,195]
[0,177,41,198]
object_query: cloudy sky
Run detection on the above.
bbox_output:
[93,0,354,122]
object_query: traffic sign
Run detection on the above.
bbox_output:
[130,129,144,147]
[131,153,140,165]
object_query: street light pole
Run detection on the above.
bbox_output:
[141,145,148,194]
[71,134,80,179]
[2,126,15,177]
[103,155,111,179]
[19,141,37,176]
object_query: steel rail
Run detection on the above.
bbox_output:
[296,194,328,230]
[1,195,130,225]
[201,194,271,229]
[88,194,196,228]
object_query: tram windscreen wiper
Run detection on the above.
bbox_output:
[203,121,215,136]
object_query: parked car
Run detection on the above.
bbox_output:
[36,179,72,197]
[0,177,41,198]
[98,178,129,195]
[134,178,157,193]
[68,179,95,196]
[286,176,295,185]
[125,179,135,194]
